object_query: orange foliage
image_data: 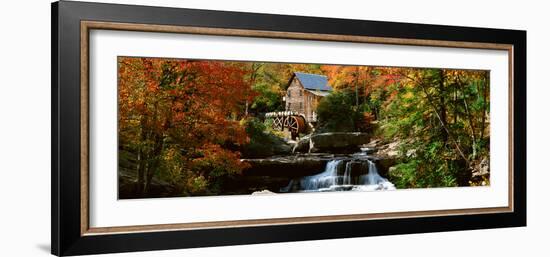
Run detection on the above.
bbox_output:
[118,57,255,192]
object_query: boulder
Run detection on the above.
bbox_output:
[474,157,490,177]
[372,158,395,178]
[272,139,293,155]
[471,157,490,184]
[376,140,400,158]
[241,132,292,158]
[292,135,311,153]
[241,155,330,177]
[309,132,370,153]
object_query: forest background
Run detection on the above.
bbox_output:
[118,57,490,197]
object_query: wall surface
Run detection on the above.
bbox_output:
[0,0,547,256]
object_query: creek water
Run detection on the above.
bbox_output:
[281,158,395,193]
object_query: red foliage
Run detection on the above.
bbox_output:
[118,57,254,183]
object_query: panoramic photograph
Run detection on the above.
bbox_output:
[117,57,490,199]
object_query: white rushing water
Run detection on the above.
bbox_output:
[284,159,395,193]
[355,160,396,191]
[300,160,344,191]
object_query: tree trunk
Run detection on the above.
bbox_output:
[453,81,458,124]
[438,69,448,143]
[480,73,489,140]
[416,72,469,165]
[355,67,359,107]
[143,134,164,194]
[136,116,148,195]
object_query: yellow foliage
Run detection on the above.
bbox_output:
[403,91,414,99]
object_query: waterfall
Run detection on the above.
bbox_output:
[355,160,396,191]
[290,159,395,192]
[300,160,345,191]
[361,160,385,185]
[343,162,352,185]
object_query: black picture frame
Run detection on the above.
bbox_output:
[52,1,526,256]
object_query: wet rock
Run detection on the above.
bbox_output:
[364,139,383,148]
[241,132,293,158]
[376,140,400,158]
[360,147,377,154]
[273,139,293,155]
[345,161,368,177]
[472,157,490,177]
[374,158,397,178]
[293,135,311,153]
[309,132,370,153]
[241,154,331,177]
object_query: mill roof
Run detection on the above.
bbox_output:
[307,90,330,97]
[292,72,333,91]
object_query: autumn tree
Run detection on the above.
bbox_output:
[118,57,253,196]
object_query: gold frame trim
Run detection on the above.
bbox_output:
[80,21,514,236]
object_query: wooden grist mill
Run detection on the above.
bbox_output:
[265,111,307,139]
[265,72,333,140]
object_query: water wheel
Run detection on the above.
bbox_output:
[268,113,306,139]
[287,115,306,139]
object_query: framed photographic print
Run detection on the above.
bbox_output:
[51,1,526,256]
